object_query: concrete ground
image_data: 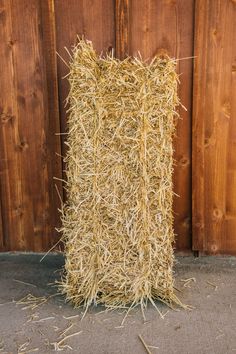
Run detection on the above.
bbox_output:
[0,254,235,354]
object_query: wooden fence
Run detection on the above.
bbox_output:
[0,0,235,254]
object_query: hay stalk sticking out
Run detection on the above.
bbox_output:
[60,39,181,310]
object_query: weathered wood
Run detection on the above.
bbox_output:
[0,0,9,251]
[193,0,236,254]
[115,0,130,59]
[1,0,236,254]
[226,2,236,254]
[192,0,205,252]
[0,196,3,250]
[0,0,26,250]
[0,0,62,251]
[128,0,194,251]
[173,0,195,251]
[40,0,63,249]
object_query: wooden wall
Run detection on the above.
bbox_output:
[0,0,62,251]
[0,0,235,254]
[192,0,236,254]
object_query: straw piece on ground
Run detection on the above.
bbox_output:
[51,331,82,351]
[16,294,48,310]
[138,335,153,354]
[59,38,181,310]
[206,281,218,291]
[13,279,37,288]
[16,293,58,311]
[180,278,196,288]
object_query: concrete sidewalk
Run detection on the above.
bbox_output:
[0,254,235,354]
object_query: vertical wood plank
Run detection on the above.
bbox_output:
[193,0,236,254]
[0,0,24,250]
[225,4,236,253]
[40,0,63,249]
[115,0,130,59]
[0,0,61,251]
[128,0,194,251]
[0,197,3,250]
[173,0,194,251]
[0,0,7,250]
[12,0,49,250]
[192,0,205,251]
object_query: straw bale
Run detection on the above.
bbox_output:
[60,39,181,310]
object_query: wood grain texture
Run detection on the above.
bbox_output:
[128,0,194,251]
[40,0,63,249]
[0,0,26,250]
[1,0,236,254]
[115,0,130,59]
[0,0,62,251]
[193,0,236,254]
[192,0,205,252]
[0,196,3,250]
[0,0,7,251]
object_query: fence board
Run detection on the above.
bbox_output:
[0,196,3,250]
[1,0,236,254]
[0,0,26,250]
[115,0,130,59]
[193,0,236,254]
[128,0,194,251]
[0,0,62,251]
[40,0,63,249]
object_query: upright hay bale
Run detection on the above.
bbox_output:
[60,39,181,310]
